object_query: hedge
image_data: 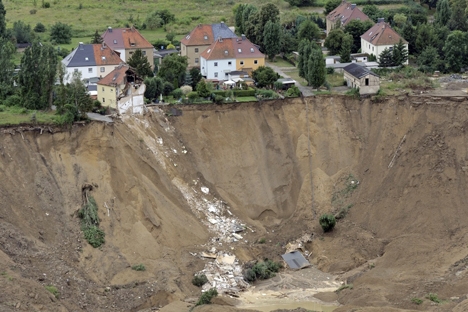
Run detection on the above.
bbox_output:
[212,89,256,97]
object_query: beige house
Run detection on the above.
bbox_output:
[180,22,237,67]
[343,63,380,95]
[102,26,154,69]
[97,64,146,114]
[326,1,371,35]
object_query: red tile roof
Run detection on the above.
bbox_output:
[181,24,214,46]
[201,37,264,60]
[93,43,123,65]
[97,63,129,86]
[327,1,371,27]
[102,26,153,50]
[361,21,407,46]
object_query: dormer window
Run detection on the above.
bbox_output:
[224,50,228,55]
[130,42,135,46]
[204,35,208,40]
[113,40,117,44]
[250,48,254,53]
[238,48,242,53]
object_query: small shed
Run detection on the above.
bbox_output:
[343,63,380,95]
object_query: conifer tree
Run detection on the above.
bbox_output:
[0,0,6,39]
[128,49,153,78]
[91,30,103,44]
[378,48,394,67]
[307,48,325,88]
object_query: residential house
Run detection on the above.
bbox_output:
[326,1,371,34]
[343,63,380,94]
[61,42,123,83]
[200,36,265,80]
[153,48,179,66]
[102,26,155,69]
[181,22,237,67]
[361,19,408,64]
[97,64,146,114]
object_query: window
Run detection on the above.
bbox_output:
[204,35,208,40]
[214,62,218,66]
[195,48,199,53]
[74,69,78,72]
[113,40,117,44]
[228,61,232,65]
[88,68,93,73]
[195,58,199,63]
[238,48,242,53]
[254,60,258,64]
[102,87,104,91]
[214,72,218,77]
[142,51,146,56]
[110,89,113,92]
[372,46,374,51]
[100,67,105,72]
[365,78,369,86]
[250,48,254,53]
[129,51,134,55]
[102,98,105,102]
[240,61,244,65]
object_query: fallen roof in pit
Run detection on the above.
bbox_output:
[281,251,311,269]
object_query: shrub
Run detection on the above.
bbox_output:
[326,67,335,74]
[319,214,336,232]
[45,285,59,298]
[192,274,208,287]
[131,264,146,271]
[180,85,192,95]
[244,259,283,283]
[234,89,256,97]
[411,297,423,305]
[258,238,266,244]
[43,2,50,8]
[256,89,279,99]
[4,95,22,107]
[335,284,353,292]
[0,105,5,112]
[30,9,37,14]
[214,95,224,104]
[345,87,360,98]
[79,195,105,248]
[195,288,218,306]
[187,91,198,102]
[172,88,183,100]
[285,86,301,97]
[426,293,441,303]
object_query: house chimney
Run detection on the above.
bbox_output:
[377,18,384,23]
[79,42,84,50]
[108,26,112,32]
[221,21,225,27]
[351,4,356,9]
[241,34,246,41]
[218,36,223,42]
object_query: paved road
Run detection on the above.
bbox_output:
[86,112,113,123]
[266,62,315,97]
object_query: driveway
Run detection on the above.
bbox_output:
[87,112,113,123]
[266,62,315,97]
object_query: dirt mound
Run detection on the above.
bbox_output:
[2,96,468,311]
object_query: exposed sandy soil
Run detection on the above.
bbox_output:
[1,95,468,311]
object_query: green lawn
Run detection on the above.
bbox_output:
[236,96,258,102]
[268,58,296,68]
[0,106,58,126]
[326,73,345,87]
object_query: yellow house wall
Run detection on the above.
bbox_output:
[182,44,210,67]
[236,57,265,72]
[98,85,118,109]
[125,48,155,69]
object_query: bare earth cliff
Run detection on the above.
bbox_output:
[1,95,468,311]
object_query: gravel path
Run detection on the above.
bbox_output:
[266,62,315,97]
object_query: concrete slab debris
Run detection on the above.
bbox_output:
[201,252,217,259]
[201,186,209,194]
[281,251,311,269]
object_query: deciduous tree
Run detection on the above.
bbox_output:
[251,66,279,88]
[324,28,345,55]
[128,49,153,78]
[307,48,325,88]
[340,34,353,63]
[0,0,6,39]
[324,0,342,15]
[443,30,468,72]
[18,43,58,109]
[297,20,320,42]
[144,76,163,100]
[263,21,282,60]
[12,20,32,44]
[0,37,15,100]
[435,0,451,26]
[344,19,374,53]
[158,54,188,88]
[50,22,72,44]
[417,46,441,73]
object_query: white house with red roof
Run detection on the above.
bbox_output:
[200,36,265,80]
[326,1,371,35]
[361,19,408,64]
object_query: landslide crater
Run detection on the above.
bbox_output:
[1,96,468,311]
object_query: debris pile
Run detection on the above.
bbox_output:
[285,233,314,254]
[198,250,250,294]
